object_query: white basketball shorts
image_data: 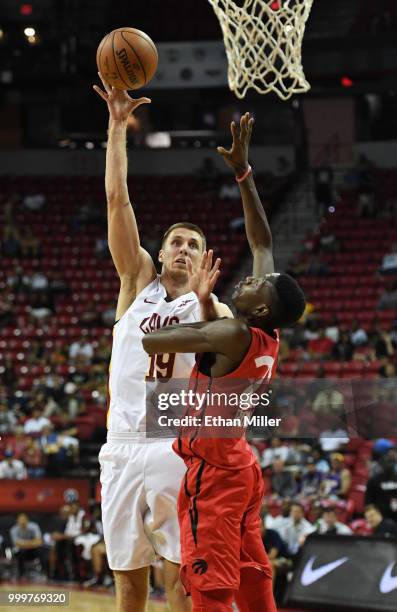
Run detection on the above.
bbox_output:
[99,435,186,571]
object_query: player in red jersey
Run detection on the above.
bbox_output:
[143,113,306,611]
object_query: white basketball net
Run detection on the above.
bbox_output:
[208,0,314,100]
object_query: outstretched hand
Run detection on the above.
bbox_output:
[93,72,151,122]
[217,111,253,175]
[187,250,221,303]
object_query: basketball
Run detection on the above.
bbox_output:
[96,27,158,90]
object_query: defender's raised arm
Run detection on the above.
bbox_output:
[218,112,274,277]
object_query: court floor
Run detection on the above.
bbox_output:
[0,584,167,611]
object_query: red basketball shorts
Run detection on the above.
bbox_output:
[178,458,273,593]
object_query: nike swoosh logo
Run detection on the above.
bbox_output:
[301,556,349,586]
[144,298,157,304]
[380,562,397,594]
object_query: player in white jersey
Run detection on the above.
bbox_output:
[93,74,231,612]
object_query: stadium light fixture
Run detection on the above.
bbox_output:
[24,27,35,37]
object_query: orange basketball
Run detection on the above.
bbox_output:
[96,28,158,90]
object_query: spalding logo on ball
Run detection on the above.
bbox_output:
[96,27,158,90]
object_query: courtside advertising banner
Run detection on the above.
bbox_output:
[286,534,397,611]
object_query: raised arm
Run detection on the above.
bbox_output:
[142,317,250,361]
[217,113,274,276]
[93,73,156,318]
[187,250,233,320]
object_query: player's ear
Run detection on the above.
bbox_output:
[158,249,164,263]
[253,303,269,318]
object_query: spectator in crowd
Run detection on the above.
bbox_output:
[350,320,368,346]
[27,267,49,293]
[314,166,334,218]
[271,459,297,499]
[0,450,27,479]
[379,359,396,379]
[79,301,101,328]
[325,316,340,343]
[23,192,46,211]
[101,304,116,327]
[6,426,28,459]
[306,254,329,277]
[260,519,291,592]
[321,453,352,499]
[313,384,345,415]
[48,271,70,300]
[365,449,397,522]
[317,506,352,535]
[20,228,41,258]
[24,408,51,434]
[332,331,354,361]
[2,224,21,257]
[298,457,323,501]
[21,437,45,478]
[308,328,334,359]
[0,289,15,327]
[7,264,30,293]
[69,336,94,364]
[311,447,330,473]
[10,513,47,577]
[261,437,290,468]
[380,244,397,275]
[264,500,292,535]
[219,177,240,200]
[53,501,85,581]
[0,401,18,433]
[39,423,76,475]
[278,502,315,558]
[319,425,350,453]
[364,504,397,537]
[377,282,397,310]
[74,516,103,586]
[92,336,111,366]
[319,230,338,253]
[371,325,395,359]
[45,504,70,580]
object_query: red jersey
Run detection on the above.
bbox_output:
[173,326,279,470]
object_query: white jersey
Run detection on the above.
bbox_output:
[107,276,200,435]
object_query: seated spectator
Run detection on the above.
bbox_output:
[23,192,46,211]
[306,254,329,276]
[21,437,45,478]
[48,271,70,300]
[352,342,376,362]
[380,244,397,275]
[278,502,315,558]
[371,325,395,359]
[365,449,397,522]
[7,264,30,293]
[39,423,76,475]
[357,188,375,218]
[20,228,41,258]
[308,328,334,359]
[261,437,290,468]
[0,401,18,433]
[101,304,116,327]
[74,516,102,585]
[0,289,15,327]
[377,282,397,310]
[264,499,292,534]
[79,301,102,328]
[364,504,397,537]
[379,359,396,379]
[332,331,354,361]
[24,408,51,434]
[69,336,94,364]
[29,305,52,325]
[350,320,368,346]
[298,457,323,501]
[319,427,350,453]
[0,449,27,479]
[46,504,70,579]
[313,384,344,415]
[10,513,47,577]
[6,426,29,459]
[311,447,330,473]
[92,337,111,366]
[219,177,240,200]
[321,453,351,499]
[261,521,291,590]
[317,506,352,535]
[325,316,340,343]
[2,224,21,257]
[271,459,297,499]
[319,230,338,253]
